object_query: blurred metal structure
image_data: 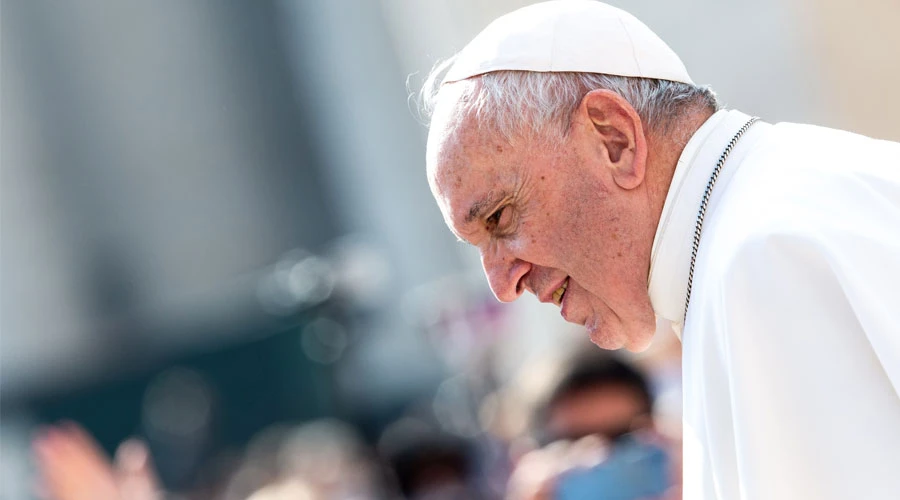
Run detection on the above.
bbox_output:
[2,0,463,405]
[2,0,339,399]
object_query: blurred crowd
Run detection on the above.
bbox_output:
[29,325,684,500]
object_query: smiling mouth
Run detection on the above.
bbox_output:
[551,278,569,306]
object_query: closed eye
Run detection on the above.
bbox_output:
[486,206,505,230]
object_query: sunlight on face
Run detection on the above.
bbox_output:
[426,87,657,351]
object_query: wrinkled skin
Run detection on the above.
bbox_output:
[427,84,665,351]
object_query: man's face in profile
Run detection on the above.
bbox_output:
[425,83,657,351]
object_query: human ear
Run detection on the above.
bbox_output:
[577,89,648,190]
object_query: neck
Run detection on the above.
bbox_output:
[645,108,715,232]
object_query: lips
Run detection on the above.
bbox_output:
[557,278,582,326]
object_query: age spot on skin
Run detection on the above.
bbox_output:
[496,145,504,153]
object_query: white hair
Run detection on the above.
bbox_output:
[420,56,719,144]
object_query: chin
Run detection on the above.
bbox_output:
[622,332,655,352]
[587,318,655,352]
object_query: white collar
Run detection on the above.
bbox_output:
[647,109,764,336]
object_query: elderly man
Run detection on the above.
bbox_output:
[422,1,900,499]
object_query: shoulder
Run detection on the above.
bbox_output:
[687,120,900,311]
[704,122,900,270]
[748,122,900,184]
[705,203,900,310]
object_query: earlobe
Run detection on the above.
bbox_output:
[580,90,648,190]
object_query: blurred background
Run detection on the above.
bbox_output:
[2,0,899,499]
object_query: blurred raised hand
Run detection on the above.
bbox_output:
[33,422,162,500]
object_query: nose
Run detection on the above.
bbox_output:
[481,245,531,302]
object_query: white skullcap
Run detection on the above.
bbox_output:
[443,0,693,85]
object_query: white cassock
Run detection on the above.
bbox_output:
[648,109,900,499]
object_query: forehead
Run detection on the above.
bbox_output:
[426,95,521,232]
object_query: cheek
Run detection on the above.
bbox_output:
[509,204,593,271]
[512,216,571,268]
[519,167,611,268]
[545,204,606,268]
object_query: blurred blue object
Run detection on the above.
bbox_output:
[555,435,669,500]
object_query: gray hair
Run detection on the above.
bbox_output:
[420,56,720,144]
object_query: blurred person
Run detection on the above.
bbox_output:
[235,419,382,500]
[246,479,316,500]
[32,422,162,500]
[507,351,675,500]
[540,351,654,444]
[275,419,379,499]
[421,1,900,499]
[378,417,481,500]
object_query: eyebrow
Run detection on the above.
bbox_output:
[465,190,509,224]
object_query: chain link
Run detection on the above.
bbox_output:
[683,117,759,324]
